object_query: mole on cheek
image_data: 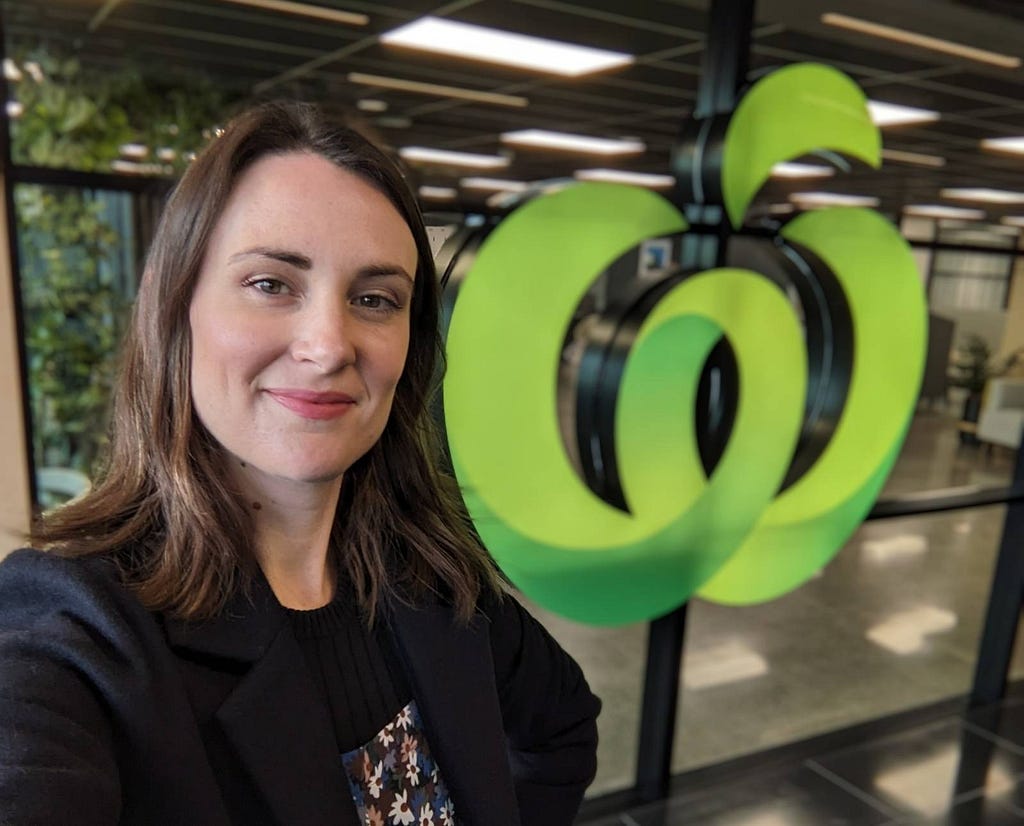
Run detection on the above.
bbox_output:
[252,501,262,511]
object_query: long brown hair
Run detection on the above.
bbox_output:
[31,101,500,622]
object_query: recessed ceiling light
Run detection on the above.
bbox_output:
[501,129,644,154]
[380,16,633,77]
[881,148,946,167]
[771,162,835,178]
[118,143,149,159]
[981,136,1024,154]
[904,205,985,220]
[3,59,21,82]
[356,99,388,113]
[111,160,171,175]
[399,147,509,169]
[573,168,674,187]
[348,72,528,108]
[821,13,1021,69]
[790,192,880,207]
[942,187,1024,204]
[460,177,529,192]
[867,100,939,127]
[22,61,43,83]
[219,0,367,25]
[418,186,457,200]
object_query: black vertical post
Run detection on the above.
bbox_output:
[969,427,1024,706]
[633,0,756,805]
[635,605,689,803]
[694,0,754,119]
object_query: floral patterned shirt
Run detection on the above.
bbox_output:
[342,700,456,826]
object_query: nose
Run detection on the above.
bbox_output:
[289,301,356,373]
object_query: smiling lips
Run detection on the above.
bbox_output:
[265,389,356,420]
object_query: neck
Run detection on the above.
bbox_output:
[233,470,344,610]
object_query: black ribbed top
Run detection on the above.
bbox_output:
[286,589,410,753]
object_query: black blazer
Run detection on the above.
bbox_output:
[0,549,600,825]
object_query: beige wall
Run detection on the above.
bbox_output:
[0,174,31,557]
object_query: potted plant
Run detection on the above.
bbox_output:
[948,335,1024,442]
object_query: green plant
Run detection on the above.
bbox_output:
[8,46,235,174]
[17,184,126,474]
[948,335,1024,395]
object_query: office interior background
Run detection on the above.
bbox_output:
[3,0,1024,823]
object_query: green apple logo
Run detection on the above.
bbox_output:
[443,64,927,626]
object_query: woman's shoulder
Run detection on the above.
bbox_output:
[0,547,150,636]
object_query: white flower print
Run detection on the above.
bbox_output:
[388,789,414,825]
[417,802,433,826]
[405,754,421,786]
[368,762,384,799]
[395,705,413,730]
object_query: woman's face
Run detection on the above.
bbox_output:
[188,151,417,492]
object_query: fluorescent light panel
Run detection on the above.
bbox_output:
[981,136,1024,154]
[219,0,367,25]
[904,205,985,220]
[356,99,388,113]
[381,16,633,77]
[790,191,880,207]
[574,168,674,187]
[881,148,946,167]
[771,162,834,178]
[399,146,509,169]
[502,129,644,154]
[822,12,1021,69]
[418,186,457,200]
[348,72,528,108]
[868,100,939,127]
[942,187,1024,204]
[460,177,529,192]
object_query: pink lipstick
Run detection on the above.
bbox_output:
[265,389,356,420]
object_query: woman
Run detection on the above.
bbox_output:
[0,101,600,826]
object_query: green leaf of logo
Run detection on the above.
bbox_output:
[722,63,880,227]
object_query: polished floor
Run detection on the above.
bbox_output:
[517,406,1022,822]
[578,685,1024,824]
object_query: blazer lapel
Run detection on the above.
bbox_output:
[164,573,359,826]
[390,601,521,826]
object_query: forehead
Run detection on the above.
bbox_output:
[209,151,418,269]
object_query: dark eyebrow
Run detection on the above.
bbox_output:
[228,247,312,269]
[229,248,414,284]
[356,264,415,286]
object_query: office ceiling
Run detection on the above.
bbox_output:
[7,0,1024,228]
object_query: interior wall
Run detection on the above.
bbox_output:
[0,175,31,557]
[1000,255,1024,376]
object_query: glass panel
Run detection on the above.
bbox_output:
[671,504,1005,772]
[930,249,1011,312]
[15,183,138,504]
